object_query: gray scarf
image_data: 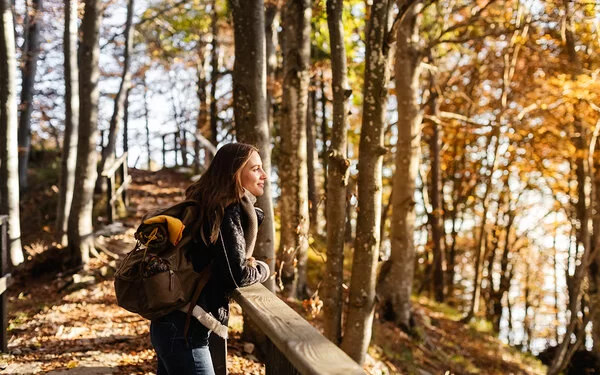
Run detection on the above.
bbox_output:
[240,190,258,258]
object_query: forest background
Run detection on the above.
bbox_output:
[1,0,600,374]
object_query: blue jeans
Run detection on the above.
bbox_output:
[150,310,215,375]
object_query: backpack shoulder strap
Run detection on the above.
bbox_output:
[183,263,213,339]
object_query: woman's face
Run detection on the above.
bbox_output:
[240,151,267,197]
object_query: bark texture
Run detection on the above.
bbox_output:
[322,0,350,345]
[68,0,102,266]
[340,0,393,364]
[56,0,79,246]
[376,1,422,331]
[278,0,311,299]
[97,0,135,179]
[17,0,42,191]
[230,0,275,292]
[0,0,24,266]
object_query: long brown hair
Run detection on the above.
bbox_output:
[185,142,258,244]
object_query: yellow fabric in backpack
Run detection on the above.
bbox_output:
[143,215,185,245]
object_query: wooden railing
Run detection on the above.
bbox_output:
[209,283,366,375]
[161,130,216,172]
[101,152,132,224]
[0,215,13,352]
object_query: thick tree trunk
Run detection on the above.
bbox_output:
[230,0,275,292]
[56,0,79,246]
[68,0,102,267]
[322,0,350,345]
[0,0,24,266]
[17,0,42,191]
[376,1,421,331]
[97,0,134,182]
[278,0,311,299]
[341,0,392,364]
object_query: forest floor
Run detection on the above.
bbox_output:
[0,167,547,375]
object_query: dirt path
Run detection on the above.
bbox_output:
[1,169,264,375]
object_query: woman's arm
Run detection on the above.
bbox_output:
[216,205,269,289]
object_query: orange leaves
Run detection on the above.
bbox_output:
[302,293,324,320]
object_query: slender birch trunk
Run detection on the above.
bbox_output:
[322,0,350,345]
[56,0,79,246]
[0,0,24,266]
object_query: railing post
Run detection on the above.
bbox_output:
[0,216,8,352]
[181,129,188,167]
[106,175,115,224]
[162,134,167,168]
[265,339,300,375]
[193,138,200,175]
[121,154,129,208]
[173,131,178,167]
[209,334,227,375]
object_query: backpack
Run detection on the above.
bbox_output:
[114,200,212,322]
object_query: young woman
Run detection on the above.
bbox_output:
[150,143,271,375]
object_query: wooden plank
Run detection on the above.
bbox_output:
[233,284,366,375]
[101,152,128,177]
[265,338,300,375]
[0,274,12,295]
[113,175,132,202]
[209,333,227,375]
[0,219,8,352]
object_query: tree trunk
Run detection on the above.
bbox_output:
[376,1,421,332]
[0,0,24,266]
[321,0,350,345]
[123,89,129,155]
[590,137,600,351]
[278,0,311,299]
[265,2,279,133]
[68,0,102,267]
[97,0,134,181]
[195,42,210,169]
[463,128,500,322]
[341,0,393,364]
[319,71,329,201]
[56,0,79,246]
[548,2,594,372]
[17,0,42,191]
[142,71,152,170]
[230,0,275,292]
[209,0,219,145]
[306,89,319,233]
[427,80,445,302]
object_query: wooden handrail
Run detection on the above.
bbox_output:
[101,152,130,223]
[101,152,128,177]
[160,130,216,170]
[232,284,366,375]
